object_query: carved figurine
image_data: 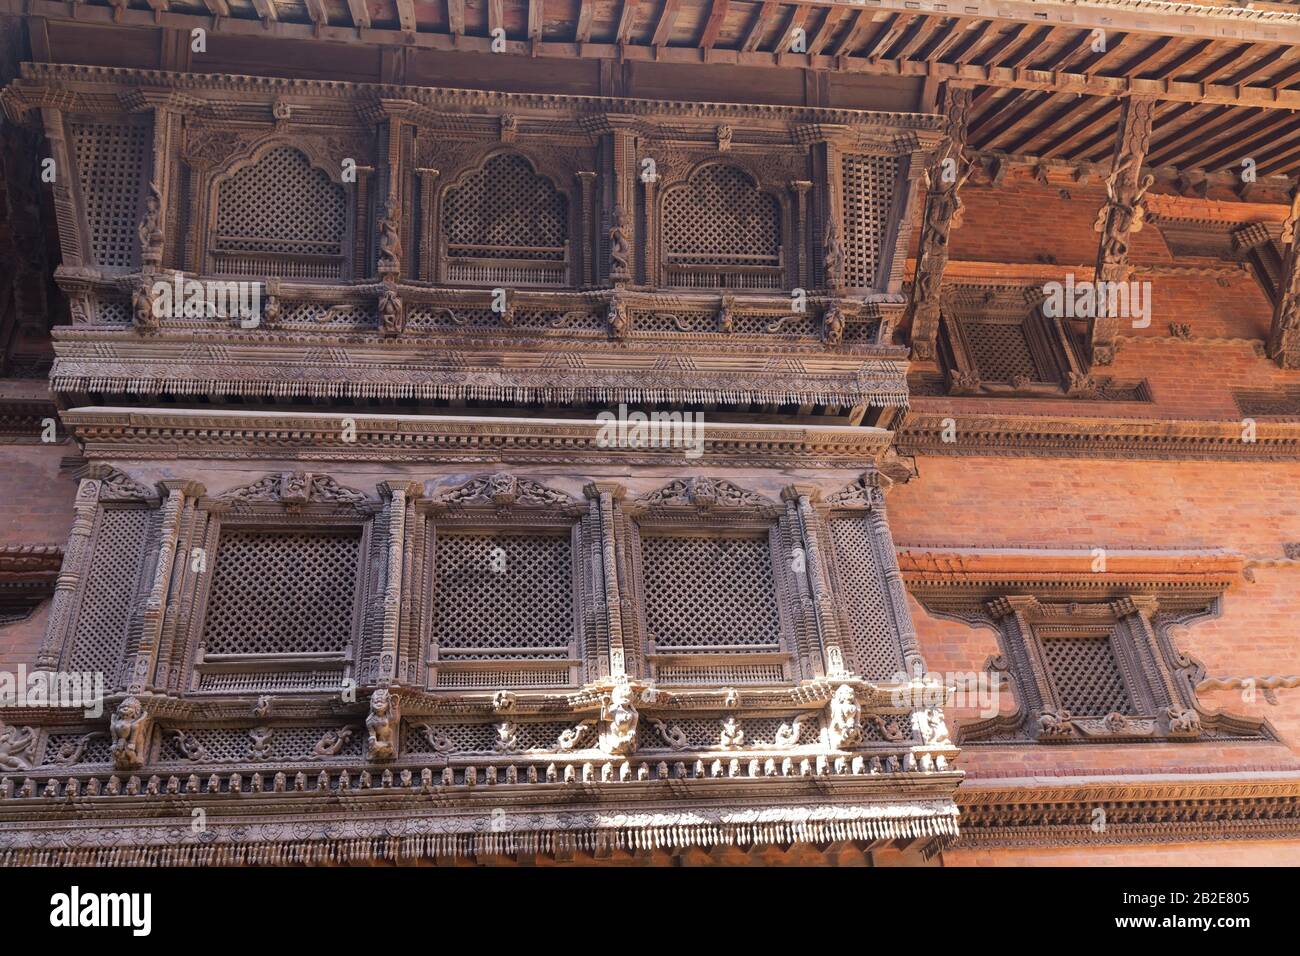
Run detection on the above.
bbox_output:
[110,696,151,771]
[494,721,520,753]
[598,683,639,756]
[378,283,405,336]
[1037,709,1074,738]
[719,715,745,750]
[138,182,163,267]
[822,303,845,347]
[716,295,735,334]
[1166,705,1202,735]
[377,197,402,276]
[132,278,159,334]
[365,689,398,762]
[823,216,844,291]
[609,206,631,281]
[0,721,35,771]
[826,684,862,750]
[607,294,629,339]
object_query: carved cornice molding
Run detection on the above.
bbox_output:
[897,412,1300,461]
[9,64,947,136]
[58,409,896,468]
[899,548,1244,600]
[955,774,1300,847]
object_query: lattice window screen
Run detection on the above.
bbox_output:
[202,529,361,656]
[443,153,568,260]
[70,121,149,269]
[828,517,904,679]
[962,319,1041,383]
[662,164,781,266]
[1040,631,1135,716]
[214,146,346,267]
[431,532,573,660]
[66,508,153,686]
[840,153,897,289]
[641,535,782,651]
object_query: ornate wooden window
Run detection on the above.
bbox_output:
[1038,626,1136,717]
[624,478,800,686]
[208,145,350,280]
[839,153,900,292]
[186,474,377,694]
[420,475,592,690]
[660,163,784,290]
[824,514,908,681]
[938,287,1081,394]
[68,119,151,270]
[439,152,570,288]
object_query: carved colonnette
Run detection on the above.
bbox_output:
[900,548,1273,745]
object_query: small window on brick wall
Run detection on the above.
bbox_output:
[201,528,362,657]
[430,530,575,662]
[640,533,782,654]
[1039,627,1136,717]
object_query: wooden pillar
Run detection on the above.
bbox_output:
[1267,183,1300,369]
[789,180,812,291]
[577,171,597,288]
[416,167,440,283]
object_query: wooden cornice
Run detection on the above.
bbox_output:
[898,547,1244,597]
[57,408,897,467]
[897,411,1300,461]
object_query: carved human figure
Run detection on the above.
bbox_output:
[606,295,628,339]
[823,217,844,291]
[378,284,405,336]
[609,206,631,281]
[822,304,845,347]
[377,197,402,276]
[138,182,163,266]
[826,684,862,750]
[132,279,158,334]
[366,689,398,762]
[719,715,745,750]
[599,683,639,756]
[110,696,150,771]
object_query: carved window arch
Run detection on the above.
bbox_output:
[660,162,784,290]
[622,478,804,686]
[438,151,571,288]
[183,473,378,694]
[208,144,350,280]
[416,475,596,690]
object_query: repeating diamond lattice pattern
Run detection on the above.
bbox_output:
[67,508,151,683]
[215,146,346,256]
[963,320,1040,383]
[432,533,573,658]
[202,530,361,655]
[443,153,568,260]
[1041,632,1135,716]
[663,164,780,265]
[641,535,781,650]
[828,517,904,679]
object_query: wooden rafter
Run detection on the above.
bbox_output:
[489,0,505,39]
[651,0,681,47]
[699,0,730,52]
[200,0,231,17]
[1140,39,1214,81]
[741,0,780,53]
[395,0,417,33]
[615,0,639,45]
[249,0,277,23]
[575,0,594,42]
[774,5,810,57]
[303,0,329,29]
[946,20,993,65]
[803,7,844,58]
[346,0,371,30]
[446,0,464,37]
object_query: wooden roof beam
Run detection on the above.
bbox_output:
[346,0,371,30]
[775,5,811,57]
[889,14,932,62]
[200,0,231,17]
[575,0,594,43]
[1186,114,1300,173]
[249,0,276,23]
[945,19,993,65]
[1139,39,1213,81]
[615,0,639,45]
[1144,105,1242,167]
[699,0,730,52]
[921,17,975,63]
[1039,98,1119,159]
[303,0,329,29]
[489,0,505,39]
[861,14,910,61]
[651,0,681,48]
[741,0,780,53]
[804,7,844,58]
[1255,140,1300,178]
[395,0,417,33]
[974,91,1052,150]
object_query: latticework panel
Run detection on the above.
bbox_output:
[403,721,578,755]
[158,726,364,764]
[636,714,815,750]
[40,733,113,767]
[70,122,149,269]
[431,532,573,660]
[443,153,568,260]
[214,146,346,264]
[201,529,361,656]
[828,517,904,679]
[962,320,1040,383]
[1040,631,1135,716]
[66,508,152,686]
[655,663,785,685]
[196,668,347,693]
[641,535,781,651]
[840,154,897,289]
[662,164,781,267]
[433,667,571,688]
